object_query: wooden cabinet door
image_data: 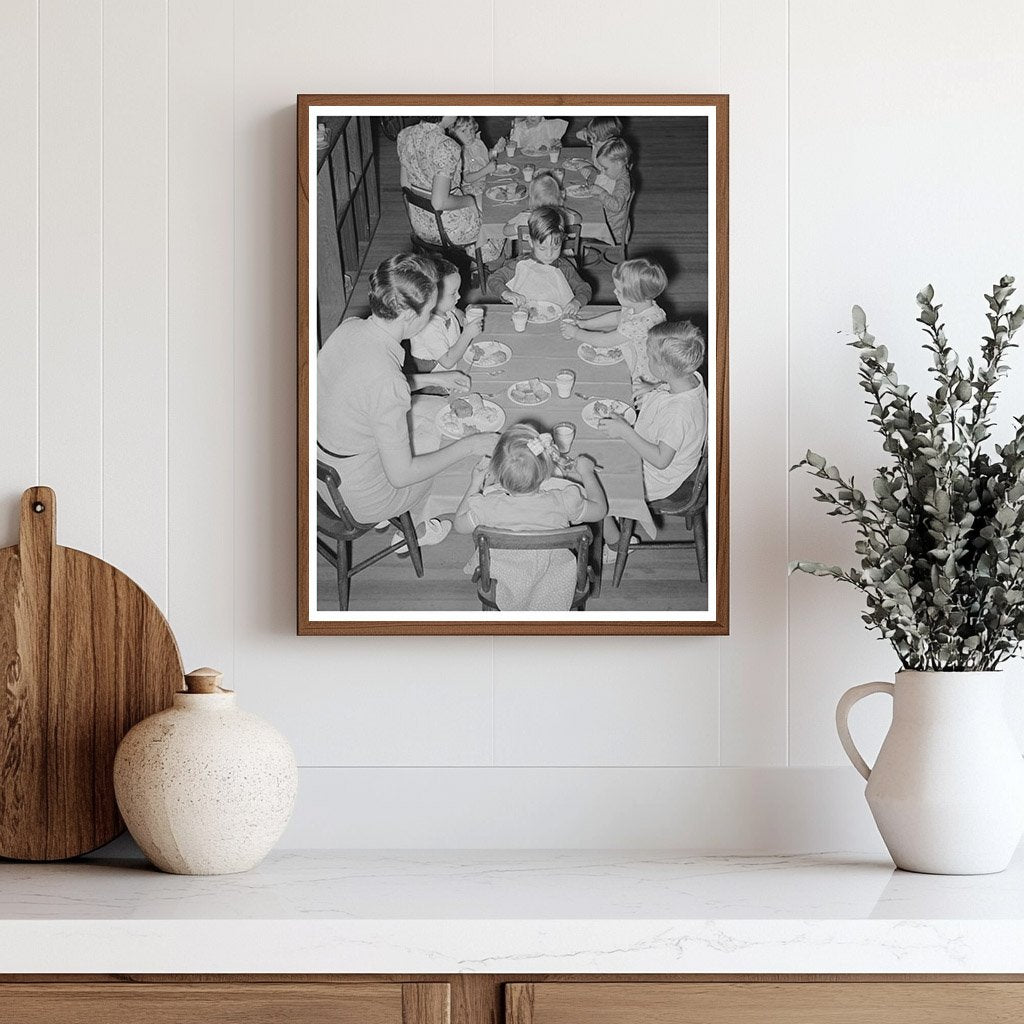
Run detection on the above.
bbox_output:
[0,982,449,1024]
[506,982,1023,1023]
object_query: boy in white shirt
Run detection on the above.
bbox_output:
[597,321,708,554]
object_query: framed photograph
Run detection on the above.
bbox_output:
[298,95,728,635]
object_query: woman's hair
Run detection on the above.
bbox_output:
[368,253,438,320]
[647,321,705,377]
[597,136,633,168]
[613,257,668,303]
[586,116,623,142]
[528,171,563,209]
[527,205,566,244]
[489,424,558,494]
[449,115,478,136]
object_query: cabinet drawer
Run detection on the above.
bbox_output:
[505,982,1023,1023]
[0,982,449,1024]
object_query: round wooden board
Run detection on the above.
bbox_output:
[0,487,183,861]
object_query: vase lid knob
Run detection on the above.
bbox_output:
[183,667,224,694]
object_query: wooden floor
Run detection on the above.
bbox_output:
[318,115,709,613]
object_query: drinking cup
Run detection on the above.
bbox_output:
[553,421,577,454]
[548,147,560,164]
[523,163,535,182]
[555,369,575,398]
[466,306,484,324]
[511,308,528,332]
[506,141,517,157]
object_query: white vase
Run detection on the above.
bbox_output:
[837,670,1024,874]
[113,668,298,875]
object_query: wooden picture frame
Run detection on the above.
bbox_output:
[298,95,729,635]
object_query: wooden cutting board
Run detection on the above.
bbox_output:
[0,487,183,860]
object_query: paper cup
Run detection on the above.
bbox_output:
[466,306,484,323]
[548,148,560,163]
[511,309,528,332]
[555,370,575,398]
[506,142,517,157]
[523,163,535,182]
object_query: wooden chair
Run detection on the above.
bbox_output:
[610,443,710,587]
[316,459,423,611]
[471,525,598,611]
[515,221,583,266]
[401,187,487,289]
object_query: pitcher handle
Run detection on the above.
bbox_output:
[836,681,895,780]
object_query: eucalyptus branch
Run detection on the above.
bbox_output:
[792,281,1024,673]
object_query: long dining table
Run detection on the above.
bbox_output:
[420,304,657,542]
[475,145,614,252]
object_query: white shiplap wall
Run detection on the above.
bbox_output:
[2,0,1020,851]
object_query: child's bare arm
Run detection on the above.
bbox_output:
[463,161,495,184]
[598,416,676,469]
[575,309,621,330]
[452,458,490,533]
[572,455,608,522]
[437,318,484,368]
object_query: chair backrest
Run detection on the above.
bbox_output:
[516,220,583,264]
[316,459,369,539]
[654,441,709,517]
[472,525,594,609]
[401,186,453,249]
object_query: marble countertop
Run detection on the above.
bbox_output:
[3,848,1024,973]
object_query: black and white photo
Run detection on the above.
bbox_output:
[298,97,728,635]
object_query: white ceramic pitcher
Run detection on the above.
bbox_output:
[837,670,1024,874]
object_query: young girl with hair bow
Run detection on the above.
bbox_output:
[453,424,607,610]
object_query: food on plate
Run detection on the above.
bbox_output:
[578,343,624,365]
[451,393,484,419]
[509,378,550,405]
[466,341,510,367]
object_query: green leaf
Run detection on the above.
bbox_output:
[852,305,867,334]
[805,450,826,470]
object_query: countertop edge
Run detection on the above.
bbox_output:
[2,919,1023,974]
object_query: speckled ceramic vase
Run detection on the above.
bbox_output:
[113,667,298,875]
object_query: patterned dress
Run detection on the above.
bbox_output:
[396,122,482,247]
[618,302,667,383]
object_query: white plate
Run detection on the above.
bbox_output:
[436,397,506,439]
[464,341,512,368]
[581,398,637,429]
[577,342,625,366]
[506,379,552,407]
[565,183,592,199]
[527,300,563,324]
[563,157,591,172]
[493,163,517,176]
[485,182,527,203]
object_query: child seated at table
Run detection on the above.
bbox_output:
[510,116,568,153]
[596,321,708,556]
[409,256,483,372]
[575,116,623,166]
[560,257,667,394]
[453,424,607,610]
[584,137,634,246]
[502,171,582,245]
[449,116,504,193]
[488,206,592,315]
